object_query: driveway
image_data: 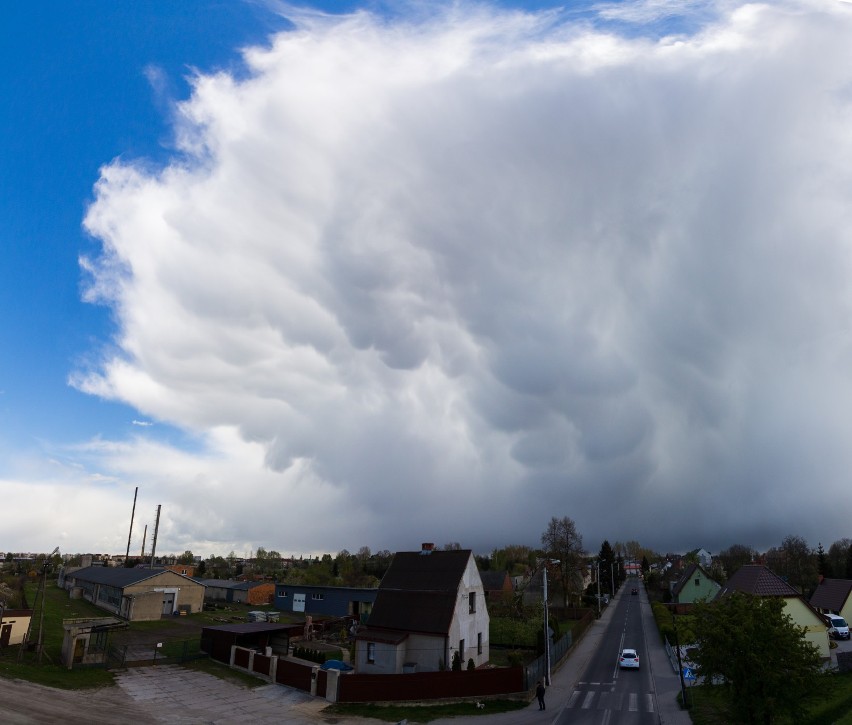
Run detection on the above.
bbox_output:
[0,665,350,725]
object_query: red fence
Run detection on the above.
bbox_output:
[233,648,250,669]
[316,669,328,698]
[337,667,525,703]
[275,658,314,691]
[253,653,272,676]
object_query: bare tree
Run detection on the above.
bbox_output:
[541,516,585,607]
[828,538,852,578]
[717,544,758,578]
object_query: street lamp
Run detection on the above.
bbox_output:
[542,559,559,686]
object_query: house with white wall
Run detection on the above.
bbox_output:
[354,543,489,674]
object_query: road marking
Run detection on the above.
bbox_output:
[582,691,595,709]
[567,691,582,708]
[628,693,638,711]
[646,694,655,712]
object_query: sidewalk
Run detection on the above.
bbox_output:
[432,584,693,725]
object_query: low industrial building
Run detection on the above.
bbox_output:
[60,566,205,621]
[273,584,377,622]
[200,579,275,606]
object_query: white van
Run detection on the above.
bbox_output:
[825,614,850,640]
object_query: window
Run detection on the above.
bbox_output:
[477,632,482,655]
[694,579,700,586]
[367,642,376,664]
[279,590,287,598]
[459,638,465,658]
[469,592,476,614]
[311,593,325,601]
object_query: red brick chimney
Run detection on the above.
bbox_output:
[421,542,435,554]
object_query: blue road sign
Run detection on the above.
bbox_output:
[683,667,696,681]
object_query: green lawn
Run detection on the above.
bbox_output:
[0,579,116,688]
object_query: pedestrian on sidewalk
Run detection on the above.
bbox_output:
[536,680,546,710]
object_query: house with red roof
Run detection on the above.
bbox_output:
[717,564,829,658]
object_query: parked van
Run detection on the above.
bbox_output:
[825,614,850,640]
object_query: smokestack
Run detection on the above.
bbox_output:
[125,487,138,560]
[421,543,435,555]
[149,505,161,569]
[140,525,147,559]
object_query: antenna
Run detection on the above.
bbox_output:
[125,486,138,560]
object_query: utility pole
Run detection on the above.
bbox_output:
[543,563,551,686]
[671,606,688,708]
[596,560,601,618]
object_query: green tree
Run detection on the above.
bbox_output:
[692,593,822,724]
[541,516,585,608]
[816,542,829,577]
[598,540,616,595]
[177,550,195,564]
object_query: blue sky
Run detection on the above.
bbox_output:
[3,0,852,560]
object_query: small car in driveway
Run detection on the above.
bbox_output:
[631,587,638,595]
[619,648,640,669]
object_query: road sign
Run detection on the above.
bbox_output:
[683,667,695,681]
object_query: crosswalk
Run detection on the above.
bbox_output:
[566,688,656,713]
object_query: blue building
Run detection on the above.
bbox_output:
[274,584,378,622]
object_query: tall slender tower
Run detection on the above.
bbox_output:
[125,487,138,560]
[149,505,161,569]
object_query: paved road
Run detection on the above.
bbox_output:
[558,588,656,723]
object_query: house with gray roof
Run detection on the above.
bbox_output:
[354,543,489,674]
[60,565,205,621]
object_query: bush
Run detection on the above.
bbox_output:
[467,658,476,670]
[292,646,332,664]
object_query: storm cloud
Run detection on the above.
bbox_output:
[62,0,852,556]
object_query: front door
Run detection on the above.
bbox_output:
[161,592,175,615]
[293,593,306,613]
[0,623,11,647]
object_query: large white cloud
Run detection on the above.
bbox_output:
[57,0,852,556]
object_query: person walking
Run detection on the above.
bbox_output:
[536,680,546,710]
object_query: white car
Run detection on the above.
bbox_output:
[826,614,850,640]
[619,648,640,669]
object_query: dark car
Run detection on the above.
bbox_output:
[631,587,638,595]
